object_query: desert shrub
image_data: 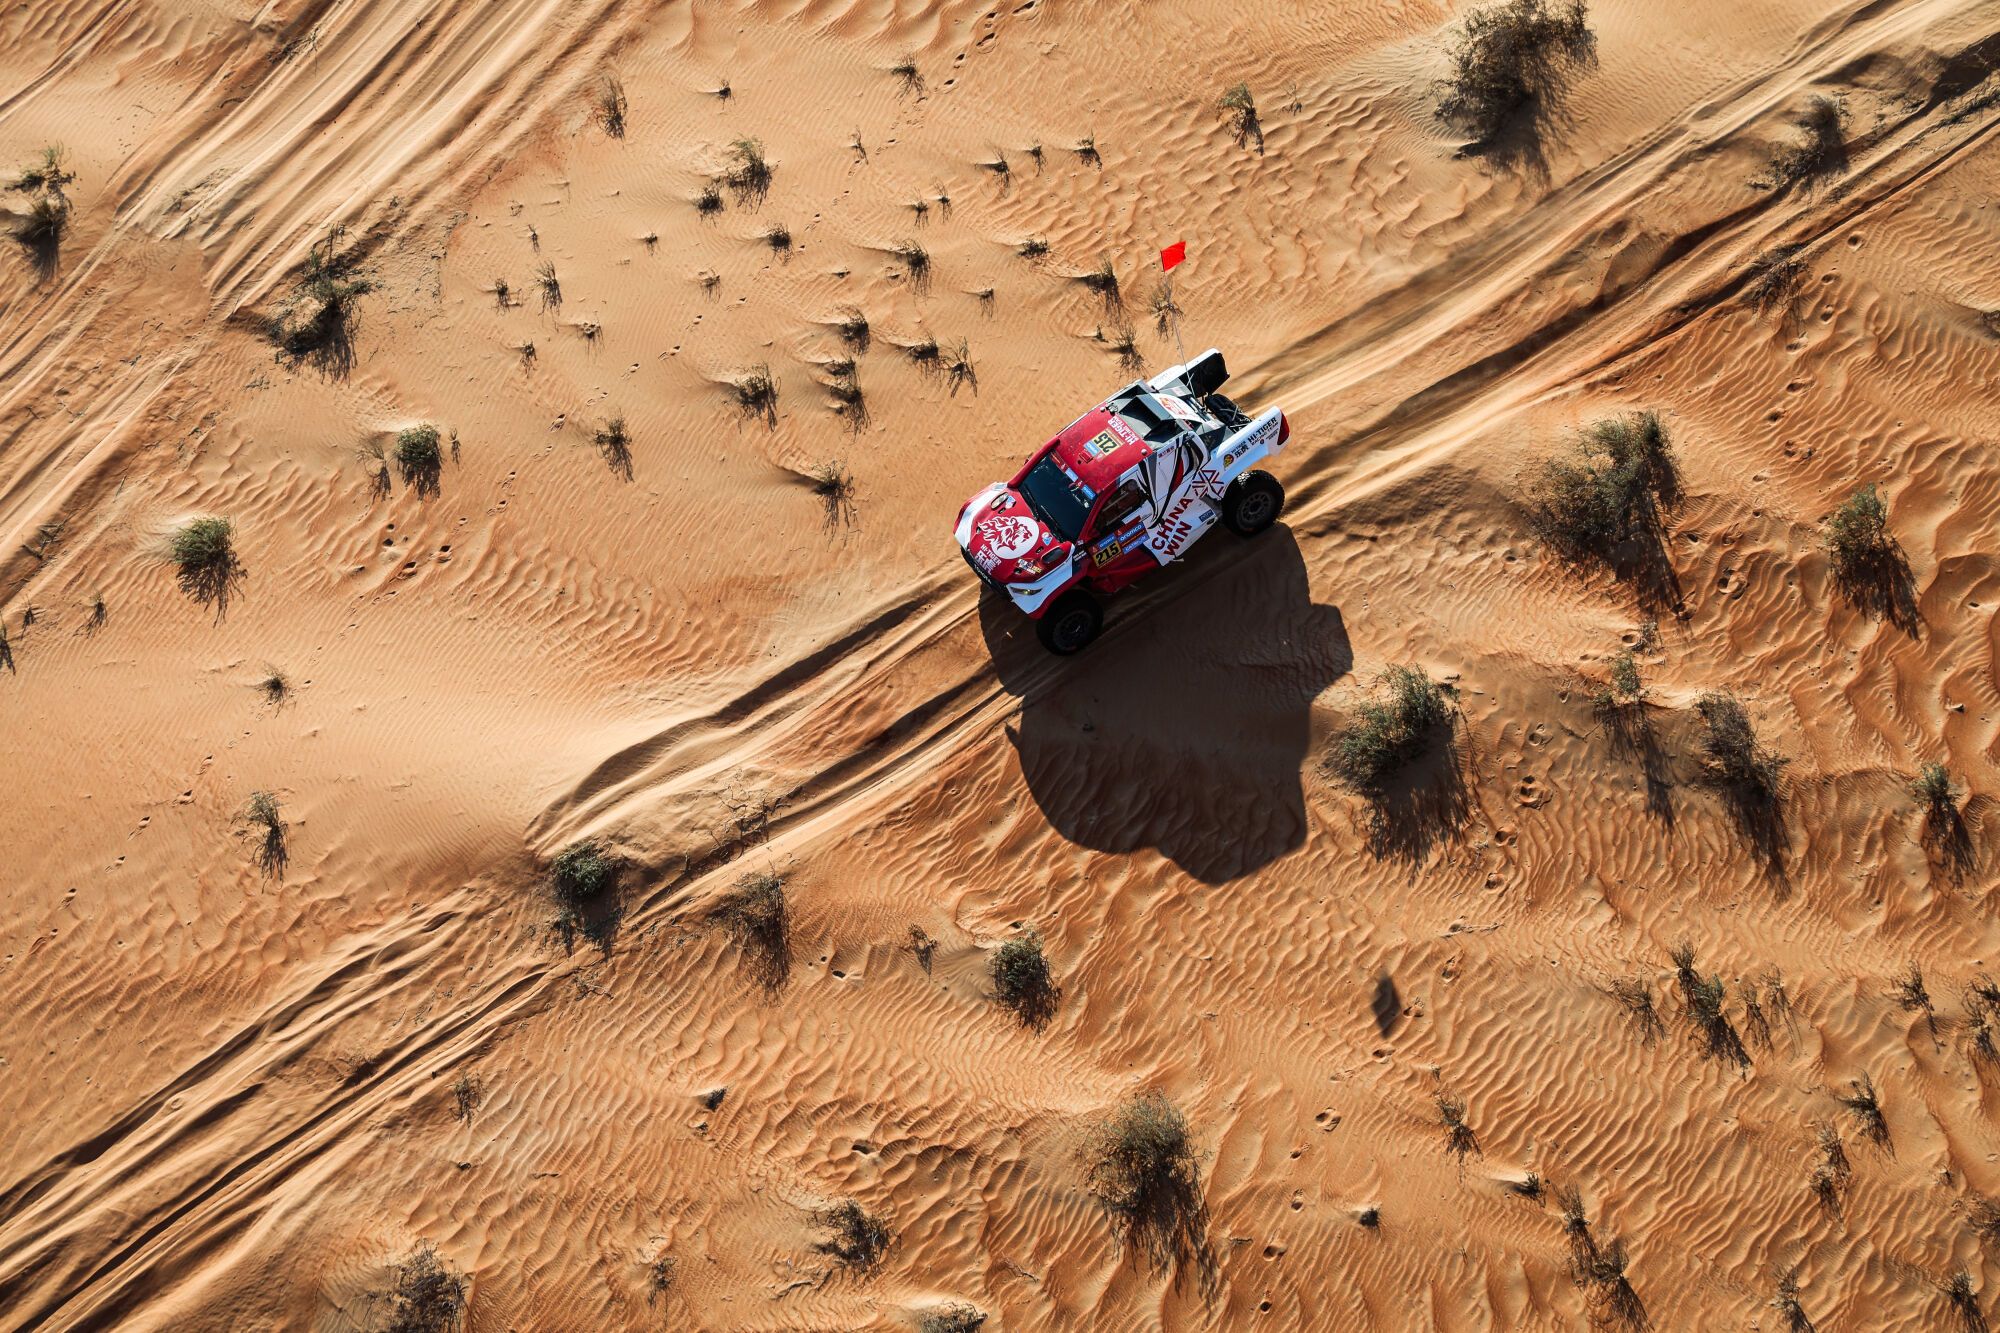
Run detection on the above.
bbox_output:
[1945,1269,1988,1333]
[891,56,923,96]
[1150,281,1182,336]
[1758,95,1848,192]
[88,592,106,629]
[1823,483,1891,574]
[14,145,75,192]
[1078,257,1121,309]
[1511,1171,1544,1200]
[1744,244,1808,313]
[1808,1164,1840,1214]
[450,1072,480,1123]
[943,338,977,396]
[894,240,930,291]
[594,415,632,479]
[1329,665,1452,794]
[809,461,855,527]
[695,182,723,217]
[826,366,867,430]
[1695,692,1785,796]
[714,871,790,991]
[815,1199,889,1269]
[259,666,290,704]
[732,363,779,426]
[1772,1269,1815,1333]
[834,307,870,351]
[1892,962,1937,1032]
[980,152,1012,188]
[919,1304,986,1333]
[1608,976,1663,1045]
[395,424,443,496]
[1835,1073,1887,1144]
[244,791,287,878]
[272,231,375,373]
[1218,82,1263,151]
[1556,1184,1595,1272]
[990,931,1058,1028]
[1584,1236,1646,1331]
[1027,142,1044,171]
[1435,0,1594,154]
[1683,968,1749,1067]
[1527,410,1676,563]
[534,260,560,310]
[1106,324,1143,371]
[1017,235,1049,258]
[1075,132,1100,167]
[1594,648,1642,716]
[907,925,937,973]
[764,222,792,255]
[171,516,242,610]
[381,1242,466,1333]
[595,74,627,138]
[1086,1091,1209,1273]
[904,334,940,371]
[1972,1195,2000,1245]
[1437,1093,1480,1159]
[16,192,69,275]
[723,138,771,205]
[648,1253,675,1300]
[1913,762,1960,816]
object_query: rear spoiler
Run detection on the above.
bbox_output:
[1149,348,1228,399]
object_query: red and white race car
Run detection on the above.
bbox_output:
[955,348,1289,653]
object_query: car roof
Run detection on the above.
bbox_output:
[1044,387,1186,491]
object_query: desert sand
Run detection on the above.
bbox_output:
[2,0,1998,1327]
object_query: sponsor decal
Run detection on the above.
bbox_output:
[973,546,1001,574]
[977,514,1040,561]
[1151,481,1214,559]
[1082,430,1119,460]
[1090,520,1145,567]
[990,492,1018,512]
[1107,415,1142,448]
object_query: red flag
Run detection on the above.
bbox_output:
[1160,240,1186,272]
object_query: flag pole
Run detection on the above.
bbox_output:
[1159,240,1189,378]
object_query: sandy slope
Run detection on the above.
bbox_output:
[1,0,1998,1327]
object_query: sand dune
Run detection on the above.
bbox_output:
[2,0,1998,1327]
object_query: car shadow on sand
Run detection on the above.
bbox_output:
[981,525,1351,884]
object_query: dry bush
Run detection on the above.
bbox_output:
[1835,1073,1887,1145]
[1557,1184,1595,1272]
[834,307,870,351]
[723,138,772,205]
[1437,1093,1481,1160]
[1086,1091,1212,1277]
[16,191,70,279]
[890,56,924,97]
[695,182,723,217]
[1757,95,1848,193]
[1075,132,1100,167]
[594,415,632,479]
[1696,692,1786,799]
[1892,961,1938,1034]
[809,461,855,527]
[1435,0,1594,162]
[1744,244,1808,314]
[815,1198,890,1270]
[1150,281,1182,336]
[714,871,790,991]
[894,239,931,291]
[548,838,618,949]
[379,1242,466,1333]
[1583,1236,1647,1331]
[990,930,1058,1029]
[1824,483,1890,575]
[244,791,287,878]
[450,1072,480,1124]
[943,338,978,396]
[1608,976,1664,1045]
[1772,1268,1816,1332]
[595,74,628,138]
[1945,1269,1990,1333]
[826,366,867,431]
[1106,324,1143,371]
[1078,256,1121,309]
[535,260,561,310]
[258,666,290,705]
[764,222,792,256]
[732,363,779,427]
[919,1304,986,1333]
[13,145,75,192]
[1017,235,1050,258]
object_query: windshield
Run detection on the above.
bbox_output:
[1017,455,1091,541]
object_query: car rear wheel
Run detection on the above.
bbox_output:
[1222,470,1284,536]
[1036,591,1102,655]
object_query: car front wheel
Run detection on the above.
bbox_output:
[1035,591,1103,655]
[1222,470,1285,536]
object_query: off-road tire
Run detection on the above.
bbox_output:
[1222,470,1284,537]
[1036,591,1103,655]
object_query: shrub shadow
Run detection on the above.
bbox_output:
[177,555,246,622]
[1358,718,1471,865]
[982,525,1349,885]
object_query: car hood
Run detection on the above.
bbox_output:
[955,484,1069,583]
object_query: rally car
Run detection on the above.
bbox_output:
[954,348,1288,654]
